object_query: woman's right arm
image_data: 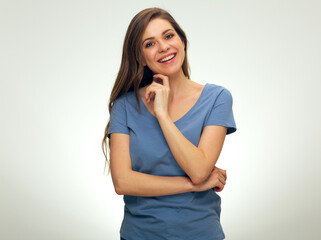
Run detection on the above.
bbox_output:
[110,133,226,197]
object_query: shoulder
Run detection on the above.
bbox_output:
[206,83,228,91]
[205,83,233,98]
[113,91,135,105]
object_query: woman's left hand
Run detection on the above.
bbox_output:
[145,74,170,117]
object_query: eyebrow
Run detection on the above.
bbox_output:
[142,29,173,45]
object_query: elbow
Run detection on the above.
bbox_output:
[190,172,209,185]
[189,153,214,185]
[112,171,132,195]
[114,186,124,195]
[189,165,213,185]
[113,177,127,195]
[190,178,202,185]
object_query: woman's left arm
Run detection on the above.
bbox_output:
[146,74,227,185]
[157,114,227,185]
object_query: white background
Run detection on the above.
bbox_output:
[1,0,320,239]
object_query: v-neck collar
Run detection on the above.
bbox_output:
[138,83,208,124]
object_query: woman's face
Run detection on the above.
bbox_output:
[141,18,185,77]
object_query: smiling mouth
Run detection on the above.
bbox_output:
[158,53,176,63]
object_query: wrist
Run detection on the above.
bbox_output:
[184,177,197,192]
[188,179,201,192]
[155,111,170,121]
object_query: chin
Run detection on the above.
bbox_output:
[152,66,183,77]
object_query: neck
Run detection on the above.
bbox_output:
[166,69,191,102]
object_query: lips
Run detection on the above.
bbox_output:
[158,53,176,63]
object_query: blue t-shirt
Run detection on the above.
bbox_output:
[108,83,237,240]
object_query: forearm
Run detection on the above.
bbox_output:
[156,113,212,184]
[114,170,194,197]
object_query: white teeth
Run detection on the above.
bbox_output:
[159,54,175,62]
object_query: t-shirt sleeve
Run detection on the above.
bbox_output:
[204,88,237,135]
[107,96,130,139]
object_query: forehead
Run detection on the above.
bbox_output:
[142,18,174,39]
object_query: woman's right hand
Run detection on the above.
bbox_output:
[192,167,227,192]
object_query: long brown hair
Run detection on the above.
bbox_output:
[102,7,191,173]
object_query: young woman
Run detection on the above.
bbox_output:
[102,7,237,240]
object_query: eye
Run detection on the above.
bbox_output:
[166,34,174,39]
[145,42,154,48]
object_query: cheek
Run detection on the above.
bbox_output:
[144,49,157,62]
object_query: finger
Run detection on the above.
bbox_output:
[215,167,227,179]
[218,171,226,180]
[222,170,227,180]
[152,77,163,85]
[217,172,225,180]
[213,167,220,173]
[216,171,225,183]
[216,184,225,192]
[153,74,169,88]
[149,92,155,101]
[215,166,224,173]
[220,173,227,183]
[214,169,226,181]
[145,87,156,102]
[218,175,226,185]
[215,182,224,192]
[148,86,163,102]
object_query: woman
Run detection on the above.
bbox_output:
[102,7,237,240]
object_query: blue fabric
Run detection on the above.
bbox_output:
[108,83,237,240]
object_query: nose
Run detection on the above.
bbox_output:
[158,40,169,52]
